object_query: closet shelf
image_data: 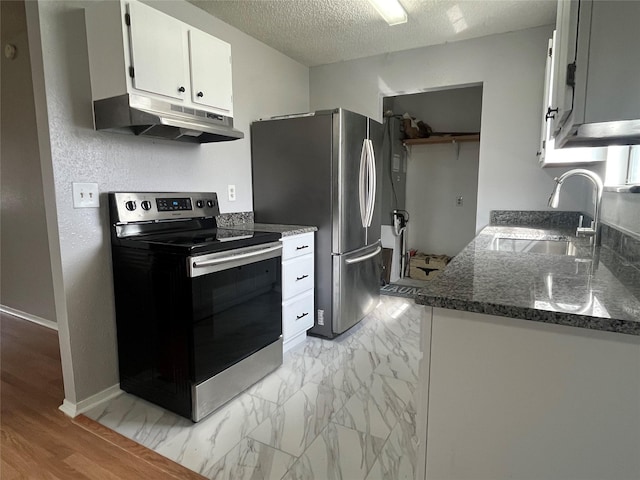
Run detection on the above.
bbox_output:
[403,133,480,145]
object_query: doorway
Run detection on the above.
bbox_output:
[380,85,483,288]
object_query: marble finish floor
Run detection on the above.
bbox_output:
[85,296,422,480]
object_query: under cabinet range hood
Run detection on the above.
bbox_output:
[558,119,640,148]
[93,94,244,144]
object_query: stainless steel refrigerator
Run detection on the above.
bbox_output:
[251,108,383,338]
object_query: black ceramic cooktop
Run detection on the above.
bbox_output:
[119,228,282,255]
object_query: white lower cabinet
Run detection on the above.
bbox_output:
[417,307,640,480]
[281,232,315,353]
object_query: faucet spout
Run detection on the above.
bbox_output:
[547,169,603,246]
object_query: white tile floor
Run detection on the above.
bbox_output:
[85,295,423,480]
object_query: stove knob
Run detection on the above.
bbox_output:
[125,200,136,211]
[141,200,152,211]
[196,200,204,208]
[207,200,214,208]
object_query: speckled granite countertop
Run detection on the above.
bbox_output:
[228,222,317,237]
[416,225,640,336]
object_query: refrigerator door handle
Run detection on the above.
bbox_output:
[345,245,382,264]
[365,139,376,228]
[358,139,368,228]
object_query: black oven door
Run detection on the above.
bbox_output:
[188,242,282,383]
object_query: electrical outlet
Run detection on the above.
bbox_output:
[228,184,236,202]
[72,182,99,208]
[456,195,464,207]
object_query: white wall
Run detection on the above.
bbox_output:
[309,25,591,231]
[28,0,309,405]
[405,142,480,256]
[1,1,56,322]
[390,87,482,256]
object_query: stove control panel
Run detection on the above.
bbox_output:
[157,197,192,212]
[109,192,220,224]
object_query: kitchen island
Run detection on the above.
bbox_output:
[414,218,640,480]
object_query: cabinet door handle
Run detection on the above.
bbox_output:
[197,91,204,98]
[178,86,185,93]
[296,274,309,281]
[296,312,309,320]
[295,245,309,250]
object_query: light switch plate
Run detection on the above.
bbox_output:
[72,182,99,208]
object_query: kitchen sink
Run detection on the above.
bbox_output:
[489,237,578,256]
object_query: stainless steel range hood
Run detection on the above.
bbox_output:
[558,119,640,148]
[93,94,244,144]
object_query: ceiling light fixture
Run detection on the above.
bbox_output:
[367,0,408,26]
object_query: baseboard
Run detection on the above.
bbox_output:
[59,384,123,418]
[0,305,58,331]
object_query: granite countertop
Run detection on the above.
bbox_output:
[416,225,640,336]
[228,222,317,237]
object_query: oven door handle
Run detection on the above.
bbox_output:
[191,244,282,270]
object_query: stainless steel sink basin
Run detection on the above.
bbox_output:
[489,237,577,256]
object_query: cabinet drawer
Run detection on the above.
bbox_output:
[281,232,314,260]
[282,255,314,299]
[283,290,314,340]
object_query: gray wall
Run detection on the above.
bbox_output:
[1,0,56,322]
[391,85,483,133]
[309,25,590,231]
[28,0,309,405]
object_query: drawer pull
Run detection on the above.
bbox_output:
[296,274,309,281]
[296,312,309,320]
[296,245,309,250]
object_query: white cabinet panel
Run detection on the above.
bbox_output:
[281,232,315,352]
[538,32,607,167]
[281,232,315,260]
[424,308,640,480]
[282,291,314,341]
[189,29,233,114]
[550,0,640,147]
[127,1,187,101]
[550,0,578,136]
[282,255,314,300]
[585,1,640,123]
[85,0,236,117]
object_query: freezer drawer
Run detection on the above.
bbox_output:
[332,241,382,335]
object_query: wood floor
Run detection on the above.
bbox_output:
[0,312,205,479]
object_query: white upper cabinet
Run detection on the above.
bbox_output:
[549,0,579,137]
[538,30,606,167]
[189,30,233,113]
[550,0,640,147]
[127,1,188,101]
[537,36,554,163]
[85,0,234,117]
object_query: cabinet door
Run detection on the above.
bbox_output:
[127,1,188,101]
[189,29,233,114]
[584,1,640,123]
[550,0,579,135]
[538,36,554,163]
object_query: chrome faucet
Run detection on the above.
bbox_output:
[547,168,603,246]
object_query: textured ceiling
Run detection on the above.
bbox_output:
[188,0,556,67]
